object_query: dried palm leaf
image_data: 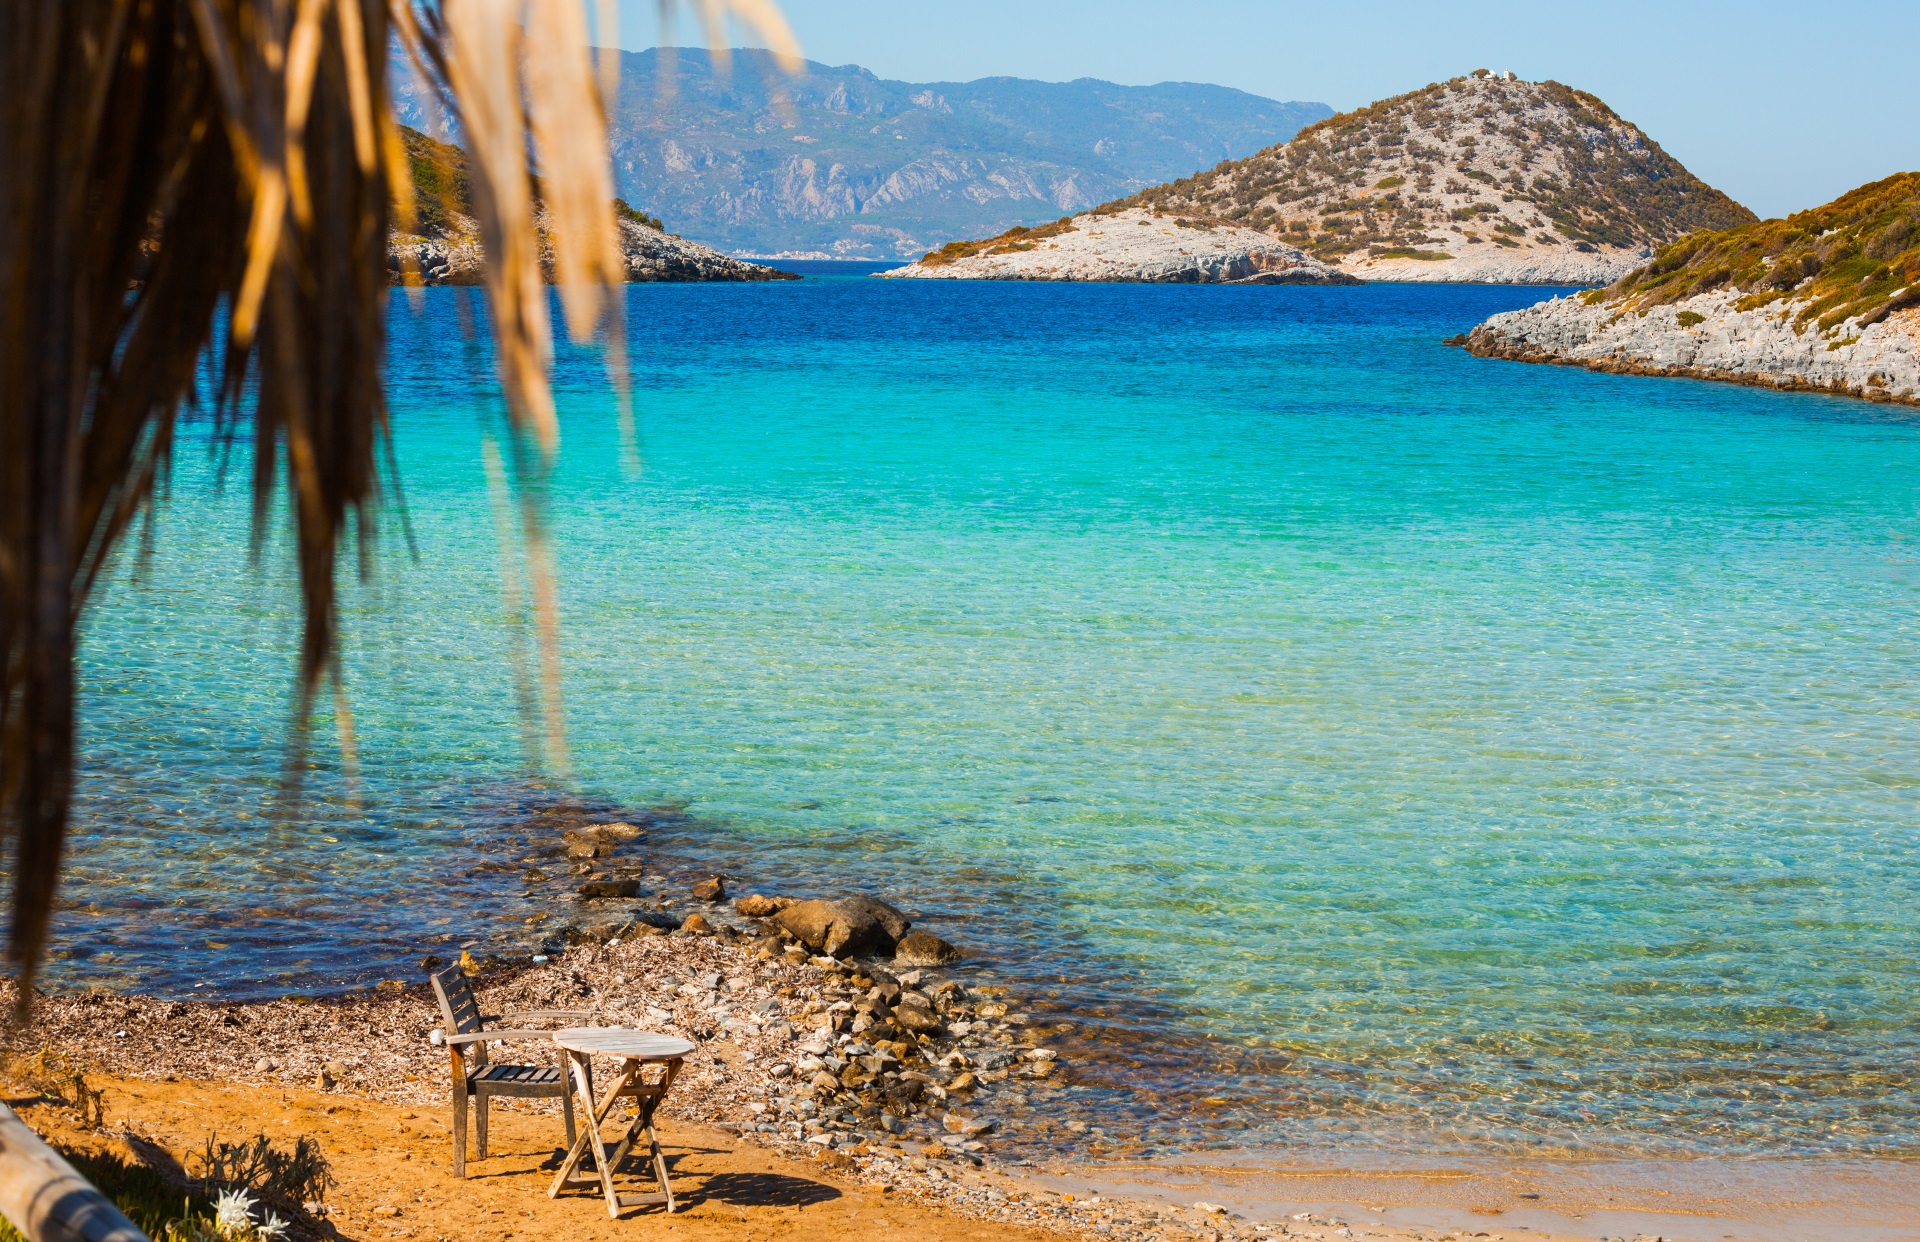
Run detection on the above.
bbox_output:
[0,0,800,1008]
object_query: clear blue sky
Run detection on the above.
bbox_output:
[613,0,1919,221]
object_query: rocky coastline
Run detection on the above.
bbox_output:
[1455,288,1920,405]
[1344,242,1650,285]
[881,207,1358,284]
[14,863,1298,1242]
[386,213,796,286]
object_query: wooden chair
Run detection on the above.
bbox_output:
[428,963,599,1176]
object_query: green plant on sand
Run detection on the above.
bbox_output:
[196,1133,336,1209]
[6,1046,105,1128]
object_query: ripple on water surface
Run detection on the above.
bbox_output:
[65,278,1920,1159]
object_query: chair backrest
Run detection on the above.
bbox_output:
[430,964,486,1052]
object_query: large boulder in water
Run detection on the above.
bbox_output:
[775,897,911,958]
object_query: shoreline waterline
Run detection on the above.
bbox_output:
[25,926,1920,1242]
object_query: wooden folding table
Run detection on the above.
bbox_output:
[546,1027,696,1217]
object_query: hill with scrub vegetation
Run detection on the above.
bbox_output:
[899,71,1755,284]
[1458,172,1920,404]
[388,126,793,284]
[1599,172,1920,330]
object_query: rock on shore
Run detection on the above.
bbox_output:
[882,208,1357,284]
[1459,291,1920,404]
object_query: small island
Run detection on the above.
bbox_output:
[888,72,1754,286]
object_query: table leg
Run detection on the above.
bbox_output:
[649,1121,674,1215]
[603,1059,679,1214]
[547,1050,606,1199]
[603,1059,647,1173]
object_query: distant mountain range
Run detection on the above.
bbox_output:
[392,48,1330,259]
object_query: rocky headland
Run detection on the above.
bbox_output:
[387,210,794,286]
[1457,172,1920,404]
[891,72,1751,286]
[880,207,1356,284]
[388,125,793,285]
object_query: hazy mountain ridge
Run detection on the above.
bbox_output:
[393,48,1331,258]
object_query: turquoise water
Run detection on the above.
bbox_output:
[64,276,1920,1160]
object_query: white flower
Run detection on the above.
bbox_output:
[255,1212,289,1240]
[213,1189,256,1235]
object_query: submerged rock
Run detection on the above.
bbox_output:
[578,878,640,899]
[691,875,727,902]
[774,897,911,958]
[893,930,963,967]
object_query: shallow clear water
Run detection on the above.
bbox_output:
[62,277,1920,1160]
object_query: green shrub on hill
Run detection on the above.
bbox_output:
[613,199,665,231]
[397,126,670,241]
[921,215,1081,265]
[399,125,472,237]
[1113,75,1750,253]
[1605,172,1920,332]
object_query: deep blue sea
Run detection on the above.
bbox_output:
[62,274,1920,1161]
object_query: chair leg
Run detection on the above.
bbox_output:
[451,1093,467,1178]
[475,1092,490,1161]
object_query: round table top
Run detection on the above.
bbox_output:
[552,1026,696,1059]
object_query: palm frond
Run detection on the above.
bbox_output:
[0,0,799,1008]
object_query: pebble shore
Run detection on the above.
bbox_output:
[15,909,1326,1242]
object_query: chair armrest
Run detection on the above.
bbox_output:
[443,1029,563,1047]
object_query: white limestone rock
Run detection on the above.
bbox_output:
[880,208,1358,285]
[1461,288,1920,405]
[1342,241,1653,285]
